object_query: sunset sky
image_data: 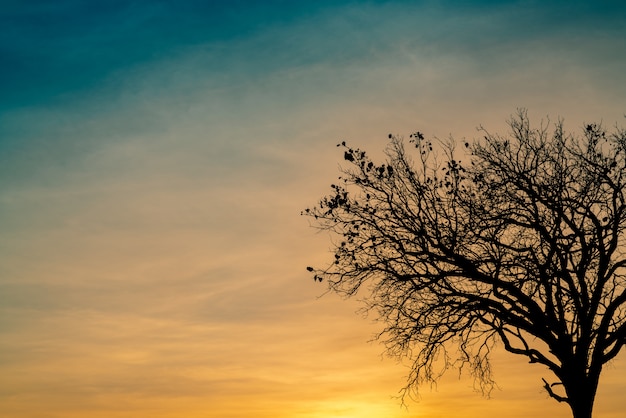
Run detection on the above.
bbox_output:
[1,1,626,417]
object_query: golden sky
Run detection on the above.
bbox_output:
[1,1,626,417]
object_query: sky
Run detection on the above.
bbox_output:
[1,1,626,417]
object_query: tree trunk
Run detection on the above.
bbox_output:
[565,374,599,418]
[570,396,594,418]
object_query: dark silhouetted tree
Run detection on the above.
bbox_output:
[303,110,626,418]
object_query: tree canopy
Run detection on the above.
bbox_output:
[303,110,626,418]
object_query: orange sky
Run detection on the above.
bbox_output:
[1,1,626,417]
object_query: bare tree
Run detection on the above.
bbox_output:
[303,110,626,418]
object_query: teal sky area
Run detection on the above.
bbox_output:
[1,1,626,417]
[2,0,625,185]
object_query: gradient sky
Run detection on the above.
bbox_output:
[1,1,626,417]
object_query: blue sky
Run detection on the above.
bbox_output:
[1,0,365,109]
[3,0,625,168]
[3,0,624,110]
[1,1,626,417]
